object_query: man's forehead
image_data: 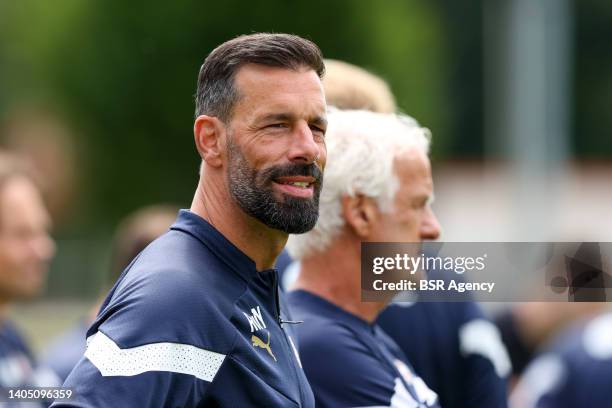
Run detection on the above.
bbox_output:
[0,178,51,231]
[234,62,320,84]
[394,148,431,175]
[234,64,325,107]
[394,149,434,194]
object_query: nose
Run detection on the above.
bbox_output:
[30,232,56,263]
[287,122,322,164]
[420,206,441,240]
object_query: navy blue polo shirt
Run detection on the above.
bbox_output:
[377,301,510,408]
[53,210,314,407]
[0,320,60,406]
[287,290,439,408]
[376,260,510,408]
[279,256,510,408]
[0,320,37,389]
[512,313,612,408]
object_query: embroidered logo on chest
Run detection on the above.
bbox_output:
[243,305,276,362]
[243,306,267,332]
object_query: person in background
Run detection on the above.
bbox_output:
[494,301,604,387]
[41,205,179,382]
[510,310,612,407]
[0,150,59,404]
[1,107,78,226]
[280,59,511,408]
[286,109,441,407]
[321,59,396,113]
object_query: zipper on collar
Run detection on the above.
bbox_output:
[272,269,309,406]
[272,269,282,326]
[272,270,303,326]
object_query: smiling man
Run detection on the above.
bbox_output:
[55,33,326,407]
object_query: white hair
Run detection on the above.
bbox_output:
[286,109,431,260]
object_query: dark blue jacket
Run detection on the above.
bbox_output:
[1,320,61,407]
[288,290,439,408]
[512,313,612,408]
[278,251,510,408]
[377,301,510,408]
[53,210,314,407]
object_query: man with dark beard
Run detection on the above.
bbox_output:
[54,33,326,407]
[225,135,322,234]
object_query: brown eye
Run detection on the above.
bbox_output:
[413,198,428,209]
[267,123,287,129]
[309,125,326,138]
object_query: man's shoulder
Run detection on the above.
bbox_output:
[286,295,439,407]
[89,230,247,351]
[554,313,612,371]
[286,293,383,365]
[381,299,486,329]
[513,314,612,407]
[297,315,358,356]
[286,292,356,345]
[294,315,388,382]
[114,229,245,307]
[0,320,33,358]
[126,229,220,276]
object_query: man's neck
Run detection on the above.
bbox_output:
[292,236,388,323]
[191,182,286,271]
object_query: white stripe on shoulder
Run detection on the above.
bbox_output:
[85,331,226,382]
[459,318,512,378]
[583,313,612,360]
[388,377,419,408]
[509,354,565,408]
[352,377,428,408]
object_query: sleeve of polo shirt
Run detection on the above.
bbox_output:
[509,353,570,408]
[456,302,512,408]
[51,267,228,407]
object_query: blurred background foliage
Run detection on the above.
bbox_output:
[0,0,610,297]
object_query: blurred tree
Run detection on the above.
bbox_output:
[0,0,449,296]
[1,0,449,227]
[5,0,610,296]
[574,0,612,156]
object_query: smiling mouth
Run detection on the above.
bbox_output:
[278,181,312,188]
[272,178,316,198]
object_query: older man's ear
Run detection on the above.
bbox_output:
[341,194,380,240]
[194,115,226,168]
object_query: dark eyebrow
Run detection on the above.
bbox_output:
[259,113,295,123]
[258,113,327,128]
[310,116,327,129]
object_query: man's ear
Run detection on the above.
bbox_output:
[194,115,225,168]
[341,194,379,240]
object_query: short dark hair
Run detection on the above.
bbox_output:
[194,33,325,121]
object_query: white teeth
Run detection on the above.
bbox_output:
[289,182,309,188]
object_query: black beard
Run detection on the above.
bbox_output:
[226,138,323,234]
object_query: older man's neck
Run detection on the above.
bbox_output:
[292,238,388,323]
[191,184,286,271]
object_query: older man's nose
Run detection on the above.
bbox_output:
[420,206,441,240]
